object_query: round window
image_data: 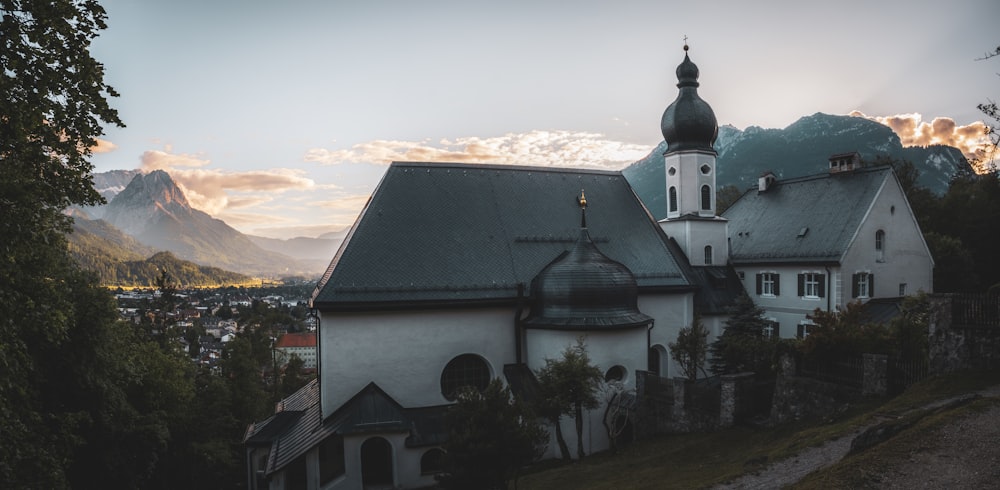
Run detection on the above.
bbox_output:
[605,365,627,383]
[668,167,677,176]
[700,164,711,175]
[440,354,490,400]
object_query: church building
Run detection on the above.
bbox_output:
[244,45,933,490]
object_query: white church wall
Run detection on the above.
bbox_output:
[319,307,516,419]
[638,292,694,378]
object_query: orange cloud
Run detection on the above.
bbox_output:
[90,138,118,154]
[304,130,653,170]
[139,149,315,215]
[850,111,993,173]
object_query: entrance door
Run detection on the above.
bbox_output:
[360,437,393,488]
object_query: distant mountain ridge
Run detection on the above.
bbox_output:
[81,170,311,276]
[624,113,971,220]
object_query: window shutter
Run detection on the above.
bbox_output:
[869,274,875,297]
[851,273,859,298]
[817,274,826,298]
[797,324,805,338]
[797,274,805,297]
[773,274,780,296]
[774,321,780,338]
[755,274,762,295]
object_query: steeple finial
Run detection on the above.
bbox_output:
[683,35,689,51]
[578,189,588,228]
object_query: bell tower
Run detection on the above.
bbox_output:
[658,44,728,266]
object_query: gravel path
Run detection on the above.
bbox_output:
[712,384,1000,490]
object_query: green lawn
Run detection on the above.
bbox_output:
[512,370,1000,490]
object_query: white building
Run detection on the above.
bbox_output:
[244,46,933,490]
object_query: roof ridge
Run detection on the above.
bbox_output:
[390,160,623,176]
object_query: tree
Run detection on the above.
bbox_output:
[709,294,777,376]
[669,315,709,381]
[1,0,125,485]
[438,379,547,490]
[716,184,743,214]
[975,45,1000,170]
[535,338,603,459]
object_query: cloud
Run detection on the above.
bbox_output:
[312,195,372,211]
[303,130,654,170]
[90,138,118,154]
[139,149,315,215]
[850,111,993,172]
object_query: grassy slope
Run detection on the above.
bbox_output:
[513,370,1000,490]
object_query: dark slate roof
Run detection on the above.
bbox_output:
[689,266,746,315]
[661,50,718,154]
[313,162,693,310]
[244,380,451,476]
[723,166,892,264]
[860,297,904,325]
[522,228,653,330]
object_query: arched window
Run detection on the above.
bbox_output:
[668,187,678,213]
[440,354,490,401]
[420,449,445,475]
[704,245,713,265]
[701,185,712,211]
[875,230,885,262]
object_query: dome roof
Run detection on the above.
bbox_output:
[660,46,718,154]
[523,219,651,330]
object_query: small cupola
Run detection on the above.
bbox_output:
[660,44,719,155]
[522,191,652,330]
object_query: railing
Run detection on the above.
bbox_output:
[888,356,928,395]
[952,293,1000,328]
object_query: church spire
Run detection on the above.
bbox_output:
[660,43,718,155]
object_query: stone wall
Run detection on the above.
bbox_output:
[928,294,1000,374]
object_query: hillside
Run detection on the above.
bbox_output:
[624,113,971,220]
[68,221,254,287]
[514,371,1000,489]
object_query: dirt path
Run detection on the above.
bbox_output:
[712,384,1000,490]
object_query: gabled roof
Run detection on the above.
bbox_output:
[243,380,450,477]
[689,266,746,315]
[313,162,693,310]
[723,166,892,265]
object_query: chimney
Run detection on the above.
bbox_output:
[829,152,861,173]
[758,171,777,192]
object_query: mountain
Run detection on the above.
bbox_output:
[247,232,347,273]
[77,169,140,219]
[67,221,253,287]
[100,170,307,275]
[624,113,972,220]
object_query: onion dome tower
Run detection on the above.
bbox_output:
[522,191,652,330]
[658,43,728,267]
[661,44,718,154]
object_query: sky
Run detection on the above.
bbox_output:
[88,0,1000,239]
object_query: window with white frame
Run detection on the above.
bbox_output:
[852,272,874,299]
[797,321,814,339]
[757,272,780,297]
[875,230,886,262]
[763,320,778,338]
[797,272,825,298]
